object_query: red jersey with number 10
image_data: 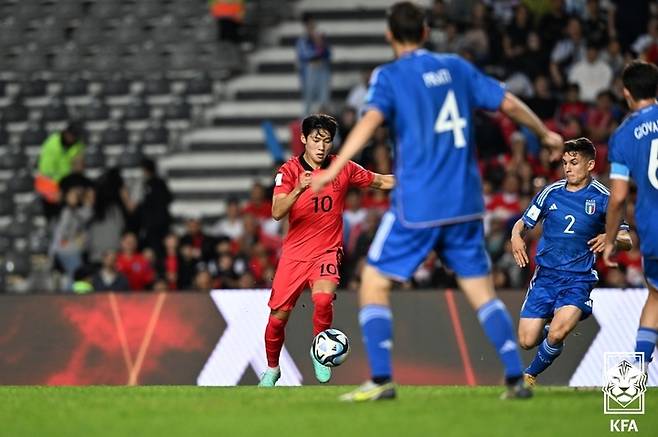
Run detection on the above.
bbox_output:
[273,155,375,261]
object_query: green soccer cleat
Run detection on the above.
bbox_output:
[339,380,396,402]
[257,368,281,387]
[310,349,332,383]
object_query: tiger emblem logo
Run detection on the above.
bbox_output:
[602,359,647,408]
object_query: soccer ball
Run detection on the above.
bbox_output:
[311,328,350,367]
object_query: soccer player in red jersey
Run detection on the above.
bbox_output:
[259,114,395,386]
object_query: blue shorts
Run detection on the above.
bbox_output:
[520,266,596,320]
[643,257,658,290]
[366,212,491,281]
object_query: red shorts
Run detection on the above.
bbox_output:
[268,250,342,311]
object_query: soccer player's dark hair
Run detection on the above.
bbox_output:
[622,60,658,101]
[387,1,426,44]
[301,114,338,140]
[564,137,596,161]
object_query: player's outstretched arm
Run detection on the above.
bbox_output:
[499,92,563,160]
[370,173,396,190]
[510,218,530,268]
[272,171,311,221]
[603,178,629,267]
[311,109,385,192]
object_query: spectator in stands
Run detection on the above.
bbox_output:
[582,0,609,47]
[211,197,244,240]
[115,232,155,291]
[345,71,370,116]
[538,0,568,50]
[343,188,367,255]
[524,75,558,121]
[209,0,244,44]
[193,269,216,292]
[180,216,214,261]
[242,182,271,221]
[36,122,85,220]
[550,17,586,87]
[136,158,172,258]
[337,106,358,147]
[157,233,182,290]
[601,38,626,77]
[486,172,522,222]
[296,12,331,115]
[178,242,201,290]
[568,42,613,102]
[585,90,618,144]
[50,186,94,291]
[88,168,135,265]
[632,17,658,63]
[92,250,130,291]
[72,265,95,294]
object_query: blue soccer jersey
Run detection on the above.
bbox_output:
[609,103,658,258]
[365,49,505,228]
[522,179,627,275]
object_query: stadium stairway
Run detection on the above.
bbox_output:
[161,0,421,222]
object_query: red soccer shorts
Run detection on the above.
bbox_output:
[268,250,342,311]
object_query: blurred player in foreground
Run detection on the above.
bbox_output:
[259,114,395,387]
[312,1,563,401]
[604,61,658,369]
[511,138,631,386]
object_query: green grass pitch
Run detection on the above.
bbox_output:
[1,386,656,436]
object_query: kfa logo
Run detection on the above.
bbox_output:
[603,353,647,414]
[585,199,596,215]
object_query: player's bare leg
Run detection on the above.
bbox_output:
[517,317,549,387]
[310,280,337,383]
[259,309,290,387]
[340,265,396,401]
[457,275,531,399]
[636,282,658,369]
[525,305,581,384]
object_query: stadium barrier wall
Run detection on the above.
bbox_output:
[0,289,656,386]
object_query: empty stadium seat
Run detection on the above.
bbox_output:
[100,124,129,146]
[7,170,33,193]
[2,102,28,123]
[41,100,69,123]
[141,124,168,145]
[80,99,110,121]
[144,75,171,96]
[0,196,13,217]
[102,75,131,97]
[61,76,89,97]
[84,146,105,168]
[117,146,143,168]
[3,249,31,277]
[19,124,47,147]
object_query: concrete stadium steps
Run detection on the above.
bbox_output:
[181,126,291,152]
[276,20,387,46]
[251,45,392,74]
[163,0,414,220]
[226,72,360,101]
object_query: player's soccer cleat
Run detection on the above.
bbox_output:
[500,378,533,400]
[257,368,281,387]
[523,373,537,388]
[310,349,332,383]
[339,380,396,402]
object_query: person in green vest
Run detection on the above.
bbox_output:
[35,122,85,220]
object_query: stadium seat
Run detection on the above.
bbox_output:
[7,170,34,193]
[186,73,213,96]
[2,102,29,123]
[0,235,12,253]
[142,124,169,146]
[80,99,110,122]
[113,15,144,45]
[41,100,69,123]
[150,15,182,44]
[189,16,217,44]
[84,146,106,168]
[0,128,8,146]
[117,146,143,168]
[14,45,47,73]
[6,214,32,240]
[0,17,25,49]
[19,124,47,147]
[164,99,191,121]
[72,17,107,46]
[0,149,27,170]
[100,124,129,146]
[144,75,171,96]
[134,1,162,20]
[3,249,31,278]
[61,76,89,97]
[53,45,86,75]
[123,99,150,121]
[0,195,13,217]
[27,229,49,255]
[90,0,123,20]
[50,1,84,23]
[102,75,131,97]
[19,79,48,100]
[31,17,67,48]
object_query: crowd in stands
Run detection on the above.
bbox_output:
[36,0,656,293]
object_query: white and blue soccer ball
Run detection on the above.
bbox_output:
[311,328,350,367]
